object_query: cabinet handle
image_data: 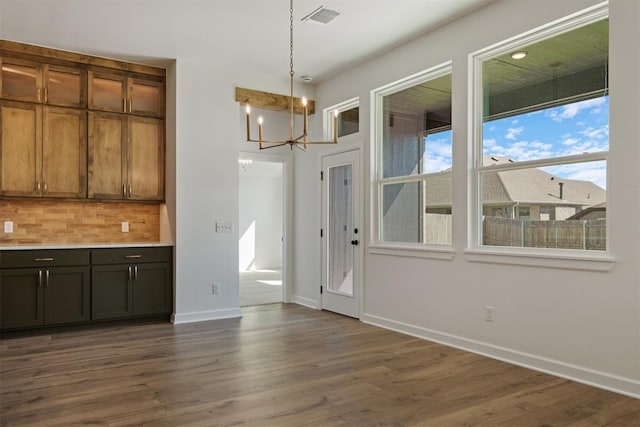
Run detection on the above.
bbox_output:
[43,182,48,193]
[128,98,133,113]
[37,181,41,192]
[45,270,50,287]
[34,257,54,262]
[44,88,48,103]
[128,265,132,281]
[38,270,43,288]
[123,98,126,112]
[123,184,126,197]
[124,254,142,259]
[134,265,138,281]
[128,184,132,198]
[37,88,42,102]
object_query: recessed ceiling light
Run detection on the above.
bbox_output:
[511,51,528,60]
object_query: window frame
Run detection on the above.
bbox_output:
[467,2,613,271]
[370,62,455,259]
[324,97,359,141]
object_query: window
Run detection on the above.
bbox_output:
[471,6,609,253]
[325,97,359,139]
[373,63,452,247]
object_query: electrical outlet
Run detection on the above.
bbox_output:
[121,222,130,233]
[215,222,232,233]
[485,306,495,322]
[4,221,14,233]
[212,283,221,294]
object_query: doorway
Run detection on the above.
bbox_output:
[238,157,286,306]
[321,149,362,318]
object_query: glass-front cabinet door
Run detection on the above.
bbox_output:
[1,59,86,107]
[129,78,163,117]
[1,58,40,102]
[44,65,85,108]
[88,71,127,113]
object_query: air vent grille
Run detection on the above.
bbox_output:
[302,6,340,24]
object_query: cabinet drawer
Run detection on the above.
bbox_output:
[91,247,172,265]
[0,249,90,268]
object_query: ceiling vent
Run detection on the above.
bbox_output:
[301,6,340,24]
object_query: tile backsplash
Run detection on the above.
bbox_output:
[1,200,160,245]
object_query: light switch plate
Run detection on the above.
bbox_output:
[4,221,13,233]
[121,222,129,233]
[216,222,232,233]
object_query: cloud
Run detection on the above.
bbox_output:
[505,126,524,140]
[547,97,607,122]
[579,125,609,139]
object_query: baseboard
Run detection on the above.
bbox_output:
[292,295,319,309]
[172,307,242,324]
[361,312,640,399]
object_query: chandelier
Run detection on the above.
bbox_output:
[245,0,338,150]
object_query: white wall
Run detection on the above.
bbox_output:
[297,0,640,397]
[239,162,283,271]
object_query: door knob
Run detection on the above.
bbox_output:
[351,240,359,246]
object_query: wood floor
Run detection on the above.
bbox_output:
[1,304,639,426]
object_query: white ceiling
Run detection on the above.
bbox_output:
[0,0,493,84]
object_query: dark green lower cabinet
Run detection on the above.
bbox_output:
[91,262,171,320]
[133,263,172,316]
[90,247,172,321]
[1,247,172,331]
[0,269,44,329]
[91,265,133,320]
[0,266,90,329]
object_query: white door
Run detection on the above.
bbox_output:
[321,149,361,318]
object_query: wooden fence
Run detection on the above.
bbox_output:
[483,217,606,250]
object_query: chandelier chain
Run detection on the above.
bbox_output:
[290,0,294,78]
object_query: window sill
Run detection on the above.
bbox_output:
[368,244,455,260]
[464,248,614,271]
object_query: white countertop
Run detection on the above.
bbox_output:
[0,242,174,250]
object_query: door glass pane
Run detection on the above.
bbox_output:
[47,70,81,106]
[2,63,37,99]
[92,77,123,110]
[131,82,160,115]
[327,164,353,296]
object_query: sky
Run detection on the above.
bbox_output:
[424,95,609,189]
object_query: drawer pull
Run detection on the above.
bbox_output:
[124,254,142,259]
[34,257,54,262]
[38,270,43,288]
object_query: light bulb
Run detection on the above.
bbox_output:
[258,116,263,124]
[334,110,339,118]
[302,96,307,106]
[245,105,251,114]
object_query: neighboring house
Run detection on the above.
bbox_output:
[424,155,606,221]
[566,201,607,220]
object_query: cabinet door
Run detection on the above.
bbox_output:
[132,263,172,316]
[88,111,127,199]
[1,58,42,103]
[0,268,43,329]
[44,65,86,108]
[128,116,164,201]
[88,71,126,113]
[0,100,42,196]
[128,77,164,117]
[91,265,133,320]
[42,106,87,198]
[43,266,90,325]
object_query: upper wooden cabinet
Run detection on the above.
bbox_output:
[0,41,165,202]
[0,100,87,198]
[0,58,86,108]
[88,71,164,117]
[88,112,164,201]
